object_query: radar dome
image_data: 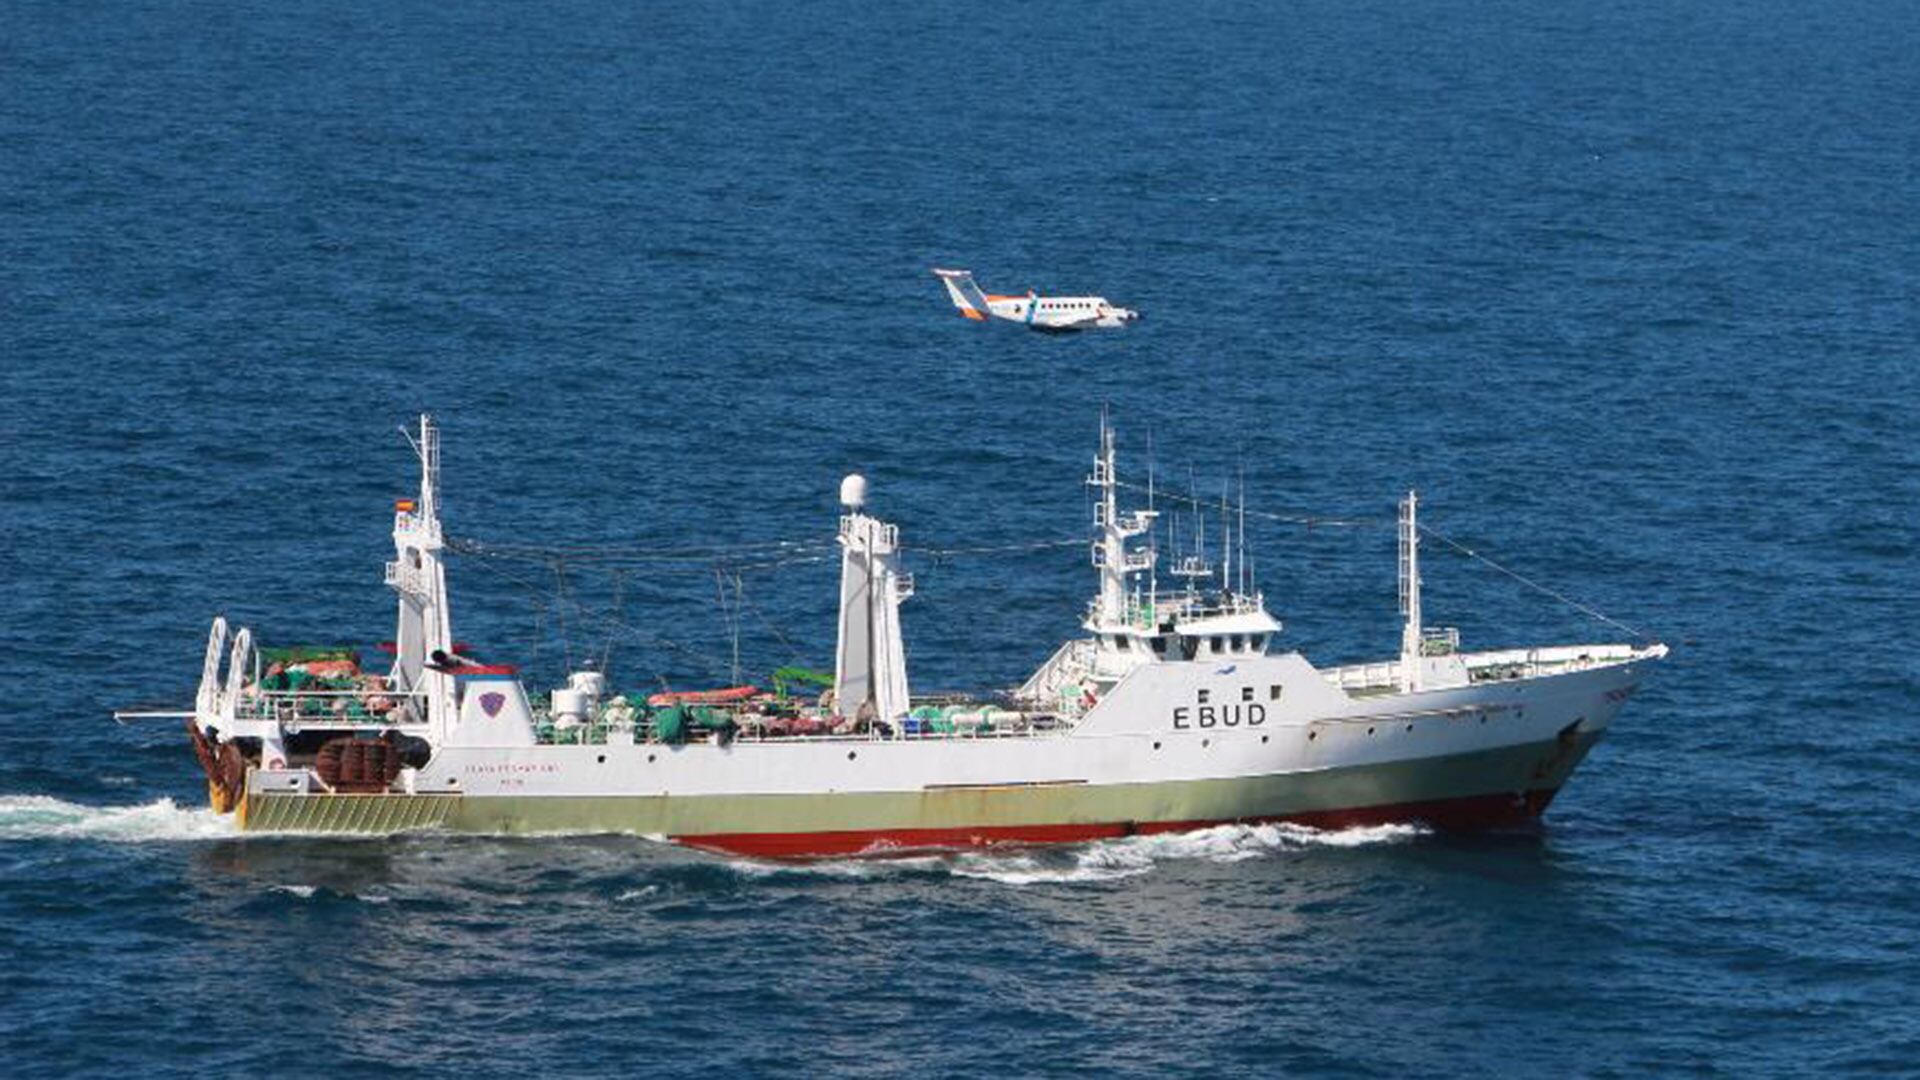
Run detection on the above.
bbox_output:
[840,474,868,509]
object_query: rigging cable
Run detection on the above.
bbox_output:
[460,549,736,684]
[450,491,1652,646]
[1113,478,1384,529]
[1417,523,1651,642]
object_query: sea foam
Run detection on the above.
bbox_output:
[0,794,238,843]
[947,822,1429,885]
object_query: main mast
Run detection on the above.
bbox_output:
[833,475,912,724]
[1086,413,1155,631]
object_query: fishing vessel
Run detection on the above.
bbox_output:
[174,415,1665,856]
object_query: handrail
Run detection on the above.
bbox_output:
[234,687,429,724]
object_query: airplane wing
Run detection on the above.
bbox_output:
[1032,310,1103,331]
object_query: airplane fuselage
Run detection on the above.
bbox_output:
[982,293,1139,331]
[933,268,1140,331]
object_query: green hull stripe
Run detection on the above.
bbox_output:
[243,732,1600,837]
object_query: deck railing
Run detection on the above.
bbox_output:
[530,705,1071,748]
[235,689,430,728]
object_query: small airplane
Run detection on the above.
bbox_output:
[932,268,1140,332]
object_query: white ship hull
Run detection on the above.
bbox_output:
[234,645,1662,855]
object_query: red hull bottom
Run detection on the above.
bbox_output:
[676,787,1561,859]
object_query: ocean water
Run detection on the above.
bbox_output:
[3,0,1918,1075]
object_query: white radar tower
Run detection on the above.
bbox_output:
[833,474,913,725]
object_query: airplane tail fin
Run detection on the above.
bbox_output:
[932,268,991,321]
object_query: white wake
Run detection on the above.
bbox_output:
[948,822,1430,885]
[720,822,1430,886]
[0,794,238,842]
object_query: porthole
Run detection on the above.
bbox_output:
[1308,730,1318,741]
[1152,741,1161,750]
[446,777,458,786]
[647,753,657,763]
[848,751,858,761]
[1367,727,1375,736]
[1201,739,1210,748]
[1260,735,1269,744]
[1405,724,1413,732]
[596,754,606,764]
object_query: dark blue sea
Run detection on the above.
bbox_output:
[4,0,1917,1075]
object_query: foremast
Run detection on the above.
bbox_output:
[387,414,457,742]
[1399,490,1421,691]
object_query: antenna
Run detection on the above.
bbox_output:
[1193,468,1204,566]
[1220,481,1232,598]
[1146,429,1158,609]
[1238,466,1249,598]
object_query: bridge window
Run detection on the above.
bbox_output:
[1250,634,1266,652]
[1149,636,1167,655]
[1114,635,1130,652]
[1230,634,1244,652]
[1210,635,1224,653]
